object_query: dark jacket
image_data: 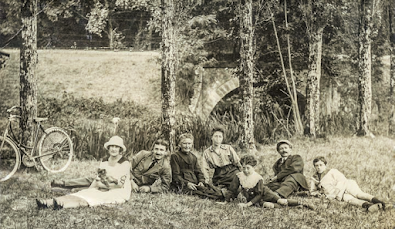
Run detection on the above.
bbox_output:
[130,150,172,193]
[170,150,205,189]
[228,173,281,205]
[272,154,309,190]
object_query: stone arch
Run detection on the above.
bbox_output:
[198,77,239,119]
[191,67,306,119]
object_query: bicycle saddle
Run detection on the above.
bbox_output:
[34,117,48,122]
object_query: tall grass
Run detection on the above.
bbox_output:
[35,98,295,160]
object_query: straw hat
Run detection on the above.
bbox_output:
[276,140,292,151]
[104,136,126,152]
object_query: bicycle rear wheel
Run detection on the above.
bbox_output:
[0,136,20,182]
[38,127,73,173]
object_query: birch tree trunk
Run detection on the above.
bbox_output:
[389,1,395,135]
[284,2,304,136]
[134,12,144,49]
[305,27,324,138]
[189,66,203,114]
[20,0,38,146]
[356,0,374,137]
[238,0,255,150]
[161,0,177,152]
[108,19,114,49]
[147,21,153,51]
[104,0,114,50]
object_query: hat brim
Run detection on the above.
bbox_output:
[276,140,292,150]
[104,142,126,152]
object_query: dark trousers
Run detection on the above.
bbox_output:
[63,177,94,188]
[170,183,224,200]
[266,175,299,198]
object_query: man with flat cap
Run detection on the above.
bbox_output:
[266,140,309,198]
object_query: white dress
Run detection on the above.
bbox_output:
[71,157,131,206]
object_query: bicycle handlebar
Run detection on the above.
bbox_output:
[7,106,21,113]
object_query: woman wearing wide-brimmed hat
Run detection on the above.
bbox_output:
[36,136,131,209]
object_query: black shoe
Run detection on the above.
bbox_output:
[50,180,65,188]
[371,197,386,210]
[367,203,382,212]
[53,199,63,210]
[36,199,48,209]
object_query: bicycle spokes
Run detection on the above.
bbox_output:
[0,137,20,182]
[38,127,73,173]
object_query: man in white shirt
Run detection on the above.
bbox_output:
[310,156,386,212]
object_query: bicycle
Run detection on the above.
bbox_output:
[0,106,74,182]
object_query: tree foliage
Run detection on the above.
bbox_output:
[1,0,393,138]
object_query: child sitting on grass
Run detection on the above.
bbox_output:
[36,136,131,209]
[310,156,386,212]
[226,154,314,210]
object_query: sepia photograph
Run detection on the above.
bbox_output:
[0,0,394,228]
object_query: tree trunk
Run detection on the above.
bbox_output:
[161,0,177,152]
[284,1,304,136]
[189,66,203,114]
[134,11,144,49]
[108,19,114,50]
[356,0,374,137]
[20,0,38,146]
[238,0,255,150]
[389,1,395,135]
[271,16,302,136]
[104,0,114,50]
[305,27,324,138]
[147,21,153,51]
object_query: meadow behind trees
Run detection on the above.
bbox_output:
[0,49,394,228]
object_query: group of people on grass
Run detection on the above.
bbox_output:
[36,127,387,212]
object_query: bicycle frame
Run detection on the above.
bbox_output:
[1,106,74,180]
[1,114,47,160]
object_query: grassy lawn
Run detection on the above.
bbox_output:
[1,137,394,228]
[0,49,162,113]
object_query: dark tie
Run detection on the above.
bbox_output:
[147,159,158,171]
[278,158,286,167]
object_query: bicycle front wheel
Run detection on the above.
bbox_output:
[0,136,20,182]
[38,127,73,173]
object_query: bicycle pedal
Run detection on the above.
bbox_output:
[22,155,36,167]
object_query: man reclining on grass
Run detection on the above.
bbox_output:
[51,139,172,194]
[225,154,314,210]
[266,140,310,198]
[310,156,387,212]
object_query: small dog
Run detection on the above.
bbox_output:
[96,168,118,188]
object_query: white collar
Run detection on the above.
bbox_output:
[237,171,263,189]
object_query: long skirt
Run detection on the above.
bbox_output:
[212,164,240,188]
